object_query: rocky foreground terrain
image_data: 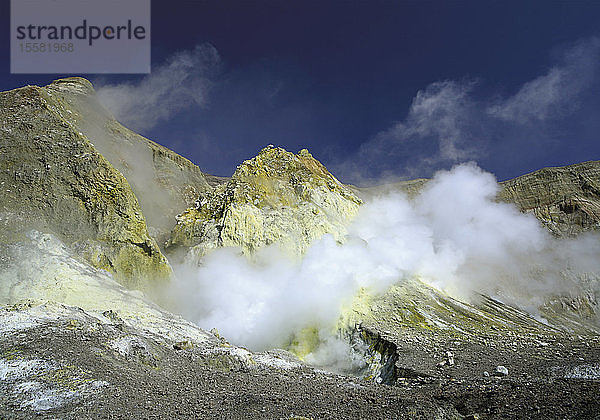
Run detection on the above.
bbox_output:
[1,78,600,419]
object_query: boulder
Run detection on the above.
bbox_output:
[494,365,509,376]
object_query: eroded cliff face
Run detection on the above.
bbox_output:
[497,161,600,236]
[334,277,599,384]
[167,145,362,260]
[0,82,171,289]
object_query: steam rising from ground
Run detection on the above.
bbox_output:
[171,163,600,355]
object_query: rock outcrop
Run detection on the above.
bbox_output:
[335,277,597,383]
[0,82,170,289]
[167,145,362,260]
[360,161,600,237]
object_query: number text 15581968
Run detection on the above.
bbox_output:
[19,43,74,53]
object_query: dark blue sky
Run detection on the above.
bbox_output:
[2,1,600,183]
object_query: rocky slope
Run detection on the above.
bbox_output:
[43,77,218,244]
[498,161,600,236]
[3,299,598,419]
[348,163,600,378]
[341,162,600,389]
[0,82,170,289]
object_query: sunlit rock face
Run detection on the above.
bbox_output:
[167,145,362,260]
[0,81,171,289]
[42,77,218,246]
[497,161,600,237]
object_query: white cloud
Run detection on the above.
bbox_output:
[337,37,600,182]
[488,37,600,124]
[488,67,570,123]
[95,44,221,132]
[373,80,478,162]
[336,80,482,182]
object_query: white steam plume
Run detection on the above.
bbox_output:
[95,44,221,132]
[170,163,600,355]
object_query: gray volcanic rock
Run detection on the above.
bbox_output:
[0,82,171,289]
[336,277,599,383]
[2,281,599,419]
[0,300,467,419]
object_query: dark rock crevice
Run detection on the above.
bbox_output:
[346,324,399,385]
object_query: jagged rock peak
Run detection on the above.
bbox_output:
[167,146,362,259]
[47,77,96,95]
[230,145,361,207]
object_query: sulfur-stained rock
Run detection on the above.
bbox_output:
[0,83,171,289]
[167,145,362,260]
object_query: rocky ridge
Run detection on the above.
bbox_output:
[498,160,600,236]
[361,161,600,237]
[43,77,218,245]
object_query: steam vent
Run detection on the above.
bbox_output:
[1,78,600,419]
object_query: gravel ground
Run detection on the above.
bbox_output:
[1,314,600,420]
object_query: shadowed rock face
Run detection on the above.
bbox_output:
[0,81,171,289]
[167,145,362,260]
